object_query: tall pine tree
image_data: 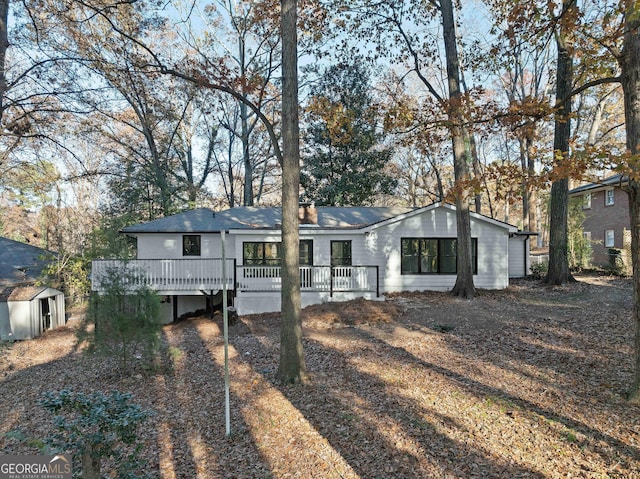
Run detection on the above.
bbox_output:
[301,59,396,206]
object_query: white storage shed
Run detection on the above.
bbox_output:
[0,286,66,340]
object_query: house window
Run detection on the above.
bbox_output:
[606,189,615,206]
[243,240,313,265]
[582,193,591,209]
[299,240,313,265]
[401,238,478,274]
[331,241,352,266]
[583,231,592,242]
[605,230,615,248]
[243,242,281,265]
[183,235,201,256]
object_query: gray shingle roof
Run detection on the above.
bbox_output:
[569,174,626,194]
[121,206,417,234]
[0,237,55,286]
[0,285,48,302]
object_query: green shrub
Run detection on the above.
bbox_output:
[568,200,592,271]
[86,267,162,373]
[530,260,548,280]
[40,389,152,479]
[608,248,626,276]
[41,253,91,306]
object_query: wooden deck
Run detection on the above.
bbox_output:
[91,259,379,296]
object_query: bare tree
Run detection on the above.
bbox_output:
[176,0,282,206]
[489,18,553,240]
[329,0,477,297]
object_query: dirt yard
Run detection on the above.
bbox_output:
[1,274,640,478]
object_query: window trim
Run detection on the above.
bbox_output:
[299,239,314,266]
[401,237,478,275]
[242,240,313,266]
[605,188,615,206]
[182,235,202,257]
[605,230,615,248]
[330,240,352,266]
[243,241,281,266]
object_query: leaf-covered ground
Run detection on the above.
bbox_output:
[2,274,640,478]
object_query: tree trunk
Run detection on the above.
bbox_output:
[621,0,640,403]
[440,0,475,299]
[519,137,530,229]
[545,0,575,285]
[628,182,640,403]
[240,60,254,205]
[518,133,538,235]
[587,89,614,146]
[0,0,7,123]
[241,101,253,206]
[235,28,254,207]
[470,133,482,214]
[81,444,100,479]
[277,0,306,384]
[547,177,571,283]
[227,129,236,207]
[429,155,445,202]
[526,134,541,244]
[504,196,509,224]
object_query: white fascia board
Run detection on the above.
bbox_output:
[362,202,518,234]
[468,211,519,233]
[228,229,280,236]
[229,228,365,236]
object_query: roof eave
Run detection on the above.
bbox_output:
[362,202,442,233]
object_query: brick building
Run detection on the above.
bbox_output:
[568,175,629,267]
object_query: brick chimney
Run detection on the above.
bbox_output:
[298,202,318,225]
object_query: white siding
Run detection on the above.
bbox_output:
[231,231,368,268]
[0,301,11,340]
[365,207,510,293]
[231,232,285,264]
[508,236,529,278]
[303,234,366,266]
[130,205,520,316]
[236,292,280,315]
[473,221,511,289]
[136,234,235,259]
[0,289,65,340]
[7,301,33,339]
[235,291,381,316]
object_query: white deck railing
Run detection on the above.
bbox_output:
[91,259,236,292]
[92,260,379,296]
[237,265,379,296]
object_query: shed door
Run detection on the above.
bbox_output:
[40,298,51,330]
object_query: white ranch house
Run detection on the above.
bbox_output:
[91,203,534,321]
